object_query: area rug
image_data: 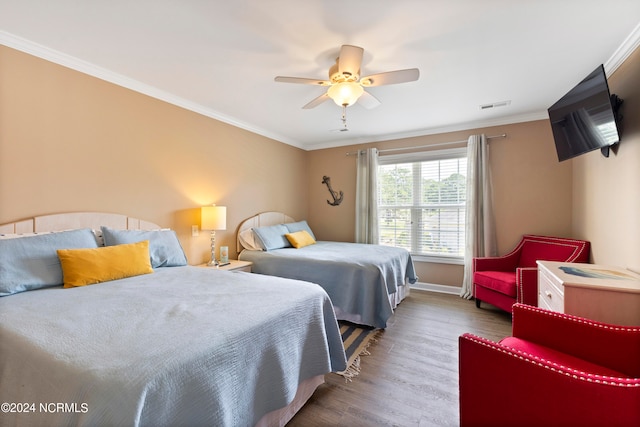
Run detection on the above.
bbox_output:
[335,322,382,381]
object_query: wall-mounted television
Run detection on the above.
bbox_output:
[547,64,622,162]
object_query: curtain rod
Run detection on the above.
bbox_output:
[345,133,507,156]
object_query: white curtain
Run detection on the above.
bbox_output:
[461,134,497,299]
[355,148,379,244]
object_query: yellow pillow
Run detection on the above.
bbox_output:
[57,240,154,288]
[285,230,316,249]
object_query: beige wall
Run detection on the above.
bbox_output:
[3,42,636,283]
[572,46,640,272]
[0,46,309,264]
[307,120,573,286]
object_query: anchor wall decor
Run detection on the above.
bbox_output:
[322,176,343,206]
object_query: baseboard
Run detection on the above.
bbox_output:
[410,282,461,295]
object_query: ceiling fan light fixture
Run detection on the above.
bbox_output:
[275,45,419,111]
[327,82,364,107]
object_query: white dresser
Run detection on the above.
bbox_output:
[537,260,640,326]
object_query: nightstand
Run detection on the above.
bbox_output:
[197,260,252,272]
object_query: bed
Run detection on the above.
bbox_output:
[0,212,346,427]
[237,212,418,329]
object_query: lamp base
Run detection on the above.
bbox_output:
[207,230,218,267]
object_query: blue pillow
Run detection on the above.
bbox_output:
[101,227,187,268]
[253,224,291,251]
[0,228,99,296]
[285,220,316,240]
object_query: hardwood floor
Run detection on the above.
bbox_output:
[287,290,512,427]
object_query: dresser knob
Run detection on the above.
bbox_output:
[545,290,553,299]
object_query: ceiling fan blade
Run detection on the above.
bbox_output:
[338,45,364,78]
[274,76,330,86]
[357,90,381,109]
[302,93,331,109]
[360,68,420,87]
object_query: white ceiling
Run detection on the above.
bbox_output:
[1,1,639,150]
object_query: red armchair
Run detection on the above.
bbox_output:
[459,303,640,427]
[473,235,590,313]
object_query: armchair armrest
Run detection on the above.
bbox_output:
[515,267,538,306]
[473,250,520,272]
[511,303,640,377]
[459,333,640,427]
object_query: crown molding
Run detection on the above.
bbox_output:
[305,111,549,151]
[0,31,305,150]
[605,22,640,75]
[2,24,638,152]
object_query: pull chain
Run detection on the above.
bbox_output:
[340,104,349,131]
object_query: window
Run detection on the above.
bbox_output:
[377,148,467,263]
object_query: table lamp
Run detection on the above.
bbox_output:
[201,205,227,266]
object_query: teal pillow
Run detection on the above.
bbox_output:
[0,228,99,296]
[285,220,316,240]
[253,224,291,251]
[101,226,187,268]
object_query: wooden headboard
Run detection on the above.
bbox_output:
[0,212,161,234]
[236,211,295,252]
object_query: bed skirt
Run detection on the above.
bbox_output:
[254,375,324,427]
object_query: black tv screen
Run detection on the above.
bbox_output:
[548,64,621,162]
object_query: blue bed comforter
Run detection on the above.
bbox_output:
[0,266,346,427]
[239,241,418,328]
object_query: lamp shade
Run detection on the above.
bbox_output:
[327,82,364,107]
[201,205,227,231]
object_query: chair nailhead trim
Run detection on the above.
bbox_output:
[463,334,640,387]
[517,304,640,333]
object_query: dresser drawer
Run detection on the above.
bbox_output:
[538,271,564,313]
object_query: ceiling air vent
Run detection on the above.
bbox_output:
[479,100,511,110]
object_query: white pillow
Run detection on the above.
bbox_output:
[239,229,263,251]
[1,229,106,246]
[0,231,54,239]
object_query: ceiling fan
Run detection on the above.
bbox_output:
[274,45,420,111]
